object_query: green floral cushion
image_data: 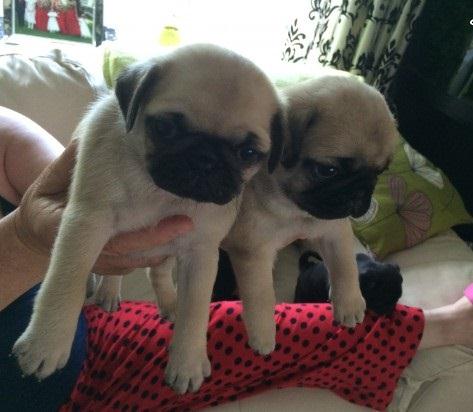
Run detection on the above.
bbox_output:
[101,48,473,258]
[351,137,472,258]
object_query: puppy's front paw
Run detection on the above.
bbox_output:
[12,325,74,379]
[245,317,276,355]
[331,288,366,328]
[165,346,211,394]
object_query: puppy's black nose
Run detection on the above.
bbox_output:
[350,193,372,218]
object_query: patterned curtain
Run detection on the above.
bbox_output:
[282,0,425,93]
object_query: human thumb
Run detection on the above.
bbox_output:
[36,140,77,195]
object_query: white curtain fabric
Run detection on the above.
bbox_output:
[282,0,426,93]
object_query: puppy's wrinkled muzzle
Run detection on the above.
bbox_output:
[293,176,376,220]
[148,141,243,205]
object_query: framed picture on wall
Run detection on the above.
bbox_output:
[3,0,103,45]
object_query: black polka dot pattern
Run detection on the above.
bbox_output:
[61,302,424,412]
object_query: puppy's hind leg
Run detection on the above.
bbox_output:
[94,275,122,312]
[148,257,177,321]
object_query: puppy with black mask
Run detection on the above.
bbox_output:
[295,251,403,315]
[13,44,285,394]
[220,74,398,355]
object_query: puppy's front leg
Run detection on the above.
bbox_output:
[164,249,218,394]
[313,219,366,327]
[13,207,113,379]
[230,249,276,355]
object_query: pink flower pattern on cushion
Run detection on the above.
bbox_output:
[389,175,433,248]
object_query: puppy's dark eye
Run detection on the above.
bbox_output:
[148,113,184,139]
[237,145,262,164]
[314,163,339,178]
[155,117,177,139]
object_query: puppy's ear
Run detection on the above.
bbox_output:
[282,107,317,168]
[268,111,285,174]
[115,62,160,132]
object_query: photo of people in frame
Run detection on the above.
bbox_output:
[3,0,103,45]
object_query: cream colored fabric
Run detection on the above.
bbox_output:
[231,387,371,412]
[0,48,102,145]
[390,346,473,412]
[386,230,473,309]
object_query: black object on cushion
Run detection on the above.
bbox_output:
[295,252,403,316]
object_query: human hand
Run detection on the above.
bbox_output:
[13,141,193,275]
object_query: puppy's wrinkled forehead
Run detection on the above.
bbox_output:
[144,45,279,147]
[291,75,398,169]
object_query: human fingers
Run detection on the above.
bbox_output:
[103,215,193,256]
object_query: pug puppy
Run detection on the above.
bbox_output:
[12,43,284,394]
[295,251,403,316]
[220,74,398,354]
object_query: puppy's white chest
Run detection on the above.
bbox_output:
[274,217,328,250]
[115,191,237,257]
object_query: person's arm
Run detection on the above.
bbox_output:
[0,210,50,308]
[0,205,192,310]
[0,106,64,306]
[0,106,63,205]
[0,109,193,310]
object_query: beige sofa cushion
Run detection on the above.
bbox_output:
[385,230,473,309]
[0,49,101,145]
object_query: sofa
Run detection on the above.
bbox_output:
[1,45,473,412]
